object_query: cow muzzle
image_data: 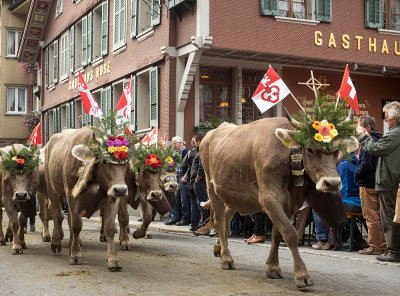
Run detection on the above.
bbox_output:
[315,177,342,192]
[147,190,162,201]
[108,184,128,198]
[164,182,179,193]
[13,191,30,201]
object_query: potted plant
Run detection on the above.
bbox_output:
[193,116,223,135]
[22,111,40,133]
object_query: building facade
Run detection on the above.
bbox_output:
[19,0,400,145]
[0,0,33,147]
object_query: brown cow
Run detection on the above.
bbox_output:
[36,147,51,242]
[200,115,357,288]
[45,127,132,270]
[0,144,40,254]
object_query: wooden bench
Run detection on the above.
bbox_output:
[338,212,367,252]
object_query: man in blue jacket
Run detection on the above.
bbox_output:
[355,115,387,255]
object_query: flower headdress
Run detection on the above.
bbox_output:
[132,143,181,173]
[0,145,40,175]
[289,92,356,153]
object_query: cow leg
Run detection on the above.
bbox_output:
[213,206,235,258]
[266,226,284,279]
[48,189,64,253]
[3,197,23,254]
[65,193,83,265]
[5,219,13,242]
[133,199,152,239]
[98,207,107,242]
[37,193,51,242]
[262,198,312,288]
[118,197,131,251]
[18,214,27,249]
[0,205,5,245]
[103,197,122,271]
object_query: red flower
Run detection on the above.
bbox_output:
[117,136,124,141]
[146,156,151,160]
[318,125,331,136]
[120,151,128,159]
[151,163,158,168]
[109,136,116,141]
[157,160,162,167]
[150,154,157,158]
[146,159,151,165]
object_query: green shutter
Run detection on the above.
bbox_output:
[53,40,58,84]
[121,0,127,44]
[130,0,137,38]
[82,15,88,66]
[106,86,112,119]
[114,0,120,47]
[365,0,382,28]
[66,103,71,128]
[45,47,49,88]
[70,26,75,73]
[149,67,159,128]
[71,101,76,128]
[151,0,161,26]
[53,109,57,133]
[131,75,136,131]
[45,112,49,142]
[88,12,93,64]
[57,107,61,132]
[316,0,332,22]
[260,0,279,16]
[102,0,109,55]
[101,88,106,118]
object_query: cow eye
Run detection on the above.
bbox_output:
[306,148,313,154]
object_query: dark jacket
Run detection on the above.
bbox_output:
[190,148,202,185]
[181,148,197,177]
[354,129,382,188]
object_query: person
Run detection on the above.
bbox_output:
[311,209,331,250]
[164,136,190,226]
[245,212,267,244]
[354,115,387,255]
[356,101,400,262]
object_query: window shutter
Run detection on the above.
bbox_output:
[260,0,279,16]
[66,103,71,128]
[53,40,58,84]
[149,67,159,128]
[101,88,106,118]
[87,12,93,64]
[130,75,136,131]
[316,0,332,22]
[82,15,88,66]
[102,0,109,55]
[114,0,120,47]
[53,109,57,133]
[106,86,112,119]
[365,0,382,28]
[81,104,84,127]
[57,107,61,132]
[70,26,75,73]
[45,112,49,142]
[120,0,126,44]
[45,47,49,88]
[71,100,76,128]
[130,0,137,38]
[151,0,161,26]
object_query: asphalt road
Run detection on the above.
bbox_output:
[0,213,399,296]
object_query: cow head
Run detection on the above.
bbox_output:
[137,169,163,201]
[71,145,128,199]
[160,171,179,193]
[275,108,358,192]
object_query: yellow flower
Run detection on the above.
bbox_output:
[328,123,335,130]
[329,134,335,139]
[121,146,128,152]
[331,129,338,137]
[312,121,321,130]
[323,136,332,143]
[12,156,17,161]
[108,146,116,153]
[167,156,173,164]
[314,133,323,142]
[321,120,329,126]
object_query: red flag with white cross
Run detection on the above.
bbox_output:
[336,65,359,114]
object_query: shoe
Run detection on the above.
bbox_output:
[354,239,369,251]
[137,218,143,222]
[376,252,400,262]
[209,229,217,237]
[312,241,330,250]
[247,235,265,244]
[189,227,197,232]
[194,230,210,236]
[244,234,255,242]
[358,246,382,255]
[176,221,190,226]
[164,220,177,225]
[30,225,35,232]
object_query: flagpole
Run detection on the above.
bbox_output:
[335,93,340,110]
[289,92,312,120]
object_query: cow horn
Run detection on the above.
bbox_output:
[284,107,302,130]
[344,108,354,122]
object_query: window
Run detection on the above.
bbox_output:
[199,67,232,123]
[65,101,76,129]
[113,0,127,50]
[383,0,400,30]
[6,30,22,57]
[92,1,109,61]
[131,0,161,38]
[56,0,63,17]
[60,32,69,80]
[136,67,158,130]
[279,0,307,19]
[74,21,83,69]
[45,40,58,87]
[6,86,27,114]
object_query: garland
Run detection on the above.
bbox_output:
[0,145,40,175]
[132,143,181,173]
[293,92,356,153]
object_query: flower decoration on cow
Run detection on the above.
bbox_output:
[0,145,40,175]
[289,92,356,154]
[132,143,181,173]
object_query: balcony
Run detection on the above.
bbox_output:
[167,0,196,21]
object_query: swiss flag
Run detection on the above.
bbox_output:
[336,65,359,114]
[30,123,42,146]
[142,126,158,146]
[252,66,291,113]
[78,72,103,119]
[116,76,133,126]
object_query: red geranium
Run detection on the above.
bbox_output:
[109,136,116,141]
[117,136,124,141]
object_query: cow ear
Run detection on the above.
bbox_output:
[332,136,359,153]
[71,144,96,162]
[275,128,300,148]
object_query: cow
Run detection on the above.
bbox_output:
[199,112,357,288]
[45,127,132,270]
[0,144,40,254]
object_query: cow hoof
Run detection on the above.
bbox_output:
[294,276,313,288]
[213,244,221,257]
[51,243,62,253]
[221,260,235,270]
[69,257,83,265]
[108,260,122,271]
[12,248,23,255]
[146,233,152,239]
[42,235,51,242]
[120,244,132,251]
[21,242,27,249]
[99,235,107,242]
[267,270,284,279]
[132,231,144,239]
